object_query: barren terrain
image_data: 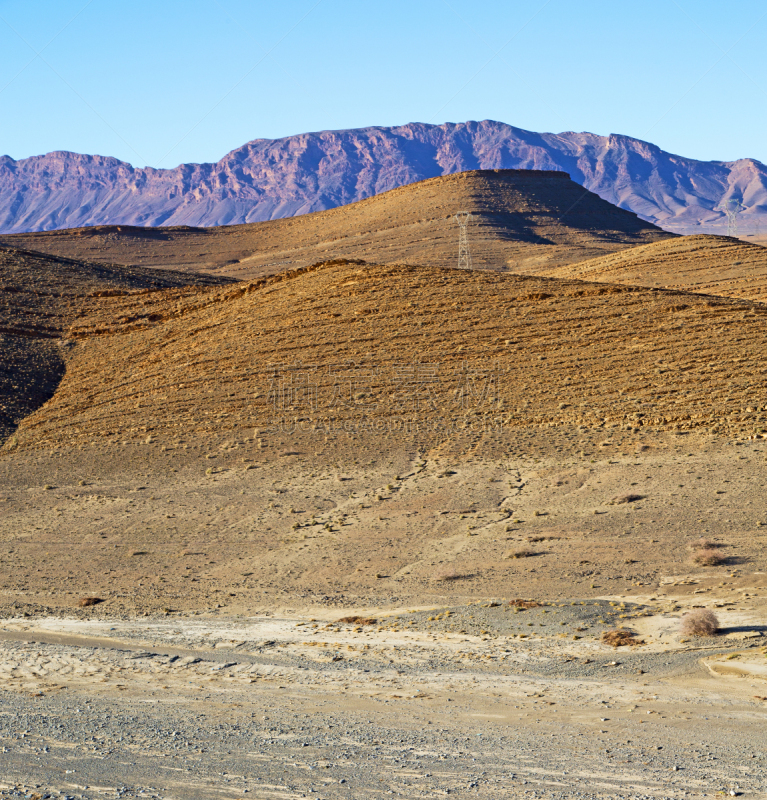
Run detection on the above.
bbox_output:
[1,440,767,799]
[535,235,767,303]
[0,244,231,445]
[0,170,671,278]
[7,258,767,456]
[1,171,766,799]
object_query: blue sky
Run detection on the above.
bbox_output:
[1,0,766,168]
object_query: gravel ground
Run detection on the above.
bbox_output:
[371,598,653,638]
[0,607,765,800]
[0,688,763,800]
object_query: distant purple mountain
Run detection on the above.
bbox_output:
[1,120,765,235]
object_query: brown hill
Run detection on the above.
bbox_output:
[0,170,672,279]
[0,245,233,446]
[7,258,767,456]
[534,235,767,302]
[3,256,767,621]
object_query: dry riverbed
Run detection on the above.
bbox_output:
[0,597,765,800]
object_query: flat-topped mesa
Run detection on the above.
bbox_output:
[1,169,672,278]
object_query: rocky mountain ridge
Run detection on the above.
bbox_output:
[1,120,766,235]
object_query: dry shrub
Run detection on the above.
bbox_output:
[527,535,562,543]
[688,538,723,551]
[504,549,536,559]
[509,599,541,609]
[337,616,377,625]
[690,537,727,566]
[611,493,645,505]
[680,608,720,636]
[601,628,644,647]
[78,597,104,608]
[522,292,553,301]
[310,257,367,269]
[433,570,473,582]
[692,547,725,566]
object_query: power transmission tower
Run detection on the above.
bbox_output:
[455,212,472,269]
[719,199,743,238]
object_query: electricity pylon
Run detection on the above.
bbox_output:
[455,211,472,269]
[719,198,743,238]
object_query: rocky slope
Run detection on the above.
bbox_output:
[1,121,765,235]
[0,170,672,277]
[8,258,767,457]
[0,244,232,446]
[537,234,767,303]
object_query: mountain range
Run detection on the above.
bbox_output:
[1,120,766,236]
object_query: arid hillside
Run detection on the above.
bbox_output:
[7,257,767,457]
[534,234,767,302]
[0,244,232,446]
[0,170,672,278]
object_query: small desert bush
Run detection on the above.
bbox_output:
[504,549,536,559]
[601,628,644,647]
[78,597,104,608]
[689,538,726,566]
[689,538,722,550]
[433,570,473,582]
[337,615,377,625]
[509,599,541,609]
[692,547,725,567]
[611,493,645,505]
[680,608,720,637]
